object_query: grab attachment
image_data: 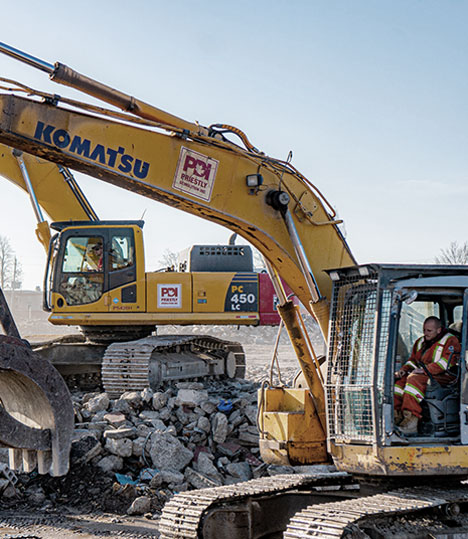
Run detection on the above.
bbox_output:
[0,288,74,476]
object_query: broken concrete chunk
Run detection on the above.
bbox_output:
[104,427,136,440]
[176,389,209,407]
[211,412,228,444]
[152,392,168,411]
[85,393,110,413]
[217,441,242,458]
[149,431,193,471]
[185,467,221,489]
[195,452,222,482]
[127,495,151,515]
[119,391,143,409]
[225,462,252,482]
[105,437,133,458]
[141,388,153,403]
[200,399,217,414]
[103,412,127,428]
[97,455,123,473]
[197,416,211,433]
[244,404,258,425]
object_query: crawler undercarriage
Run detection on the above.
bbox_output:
[159,472,468,538]
[32,332,246,394]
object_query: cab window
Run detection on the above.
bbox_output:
[397,301,440,367]
[110,234,134,271]
[58,236,104,305]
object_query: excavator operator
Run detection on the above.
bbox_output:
[394,316,461,435]
[84,241,103,272]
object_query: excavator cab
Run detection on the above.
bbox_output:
[326,264,468,476]
[46,220,142,311]
[43,220,147,339]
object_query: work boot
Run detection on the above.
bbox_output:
[398,410,418,435]
[394,409,403,425]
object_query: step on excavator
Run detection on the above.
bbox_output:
[0,144,288,394]
[1,42,468,536]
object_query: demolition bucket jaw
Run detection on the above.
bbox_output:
[0,335,74,476]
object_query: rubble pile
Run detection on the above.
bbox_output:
[71,377,265,498]
[0,364,300,517]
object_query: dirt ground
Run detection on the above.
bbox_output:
[0,342,301,539]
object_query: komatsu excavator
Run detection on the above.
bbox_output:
[1,42,468,537]
[0,145,288,393]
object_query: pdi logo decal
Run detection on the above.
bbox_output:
[157,284,182,308]
[173,147,218,202]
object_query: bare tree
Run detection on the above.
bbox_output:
[0,235,14,288]
[435,241,468,265]
[158,248,179,270]
[11,256,23,290]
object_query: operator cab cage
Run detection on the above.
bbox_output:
[325,263,468,450]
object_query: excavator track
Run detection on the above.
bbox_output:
[102,335,246,397]
[159,471,357,539]
[284,485,468,538]
[31,335,106,391]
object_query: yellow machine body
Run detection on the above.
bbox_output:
[46,222,273,328]
[258,387,328,466]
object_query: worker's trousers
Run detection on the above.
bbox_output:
[395,371,455,418]
[394,373,428,418]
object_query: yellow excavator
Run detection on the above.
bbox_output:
[1,42,468,537]
[0,145,291,392]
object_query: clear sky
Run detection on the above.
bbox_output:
[0,1,466,289]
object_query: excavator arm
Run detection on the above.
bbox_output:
[0,143,97,249]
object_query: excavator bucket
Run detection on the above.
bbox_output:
[0,291,74,477]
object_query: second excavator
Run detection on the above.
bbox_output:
[0,144,286,393]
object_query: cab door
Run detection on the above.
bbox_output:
[106,226,145,313]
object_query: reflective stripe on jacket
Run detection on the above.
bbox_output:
[402,331,460,376]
